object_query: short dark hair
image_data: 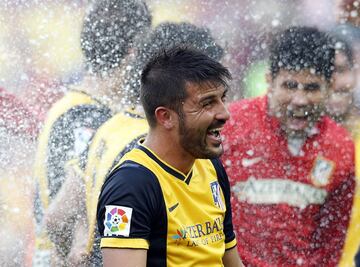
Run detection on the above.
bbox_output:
[269,26,335,81]
[123,22,224,105]
[140,47,231,128]
[80,0,151,74]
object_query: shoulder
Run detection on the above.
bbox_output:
[51,104,112,139]
[102,160,161,197]
[44,91,88,121]
[318,116,354,167]
[209,158,229,184]
[322,117,354,149]
[95,112,147,136]
[99,159,163,216]
[87,113,147,162]
[98,113,125,131]
[60,104,112,125]
[210,158,226,176]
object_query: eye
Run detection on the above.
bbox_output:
[282,81,298,90]
[304,83,320,92]
[201,99,213,107]
[221,94,228,103]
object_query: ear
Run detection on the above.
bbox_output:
[154,107,175,129]
[265,72,273,94]
[265,72,273,84]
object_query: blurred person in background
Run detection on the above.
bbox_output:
[334,1,360,266]
[325,33,360,267]
[0,87,40,266]
[33,0,151,265]
[222,26,355,266]
[45,21,227,266]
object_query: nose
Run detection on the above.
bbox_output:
[291,89,309,107]
[215,102,230,121]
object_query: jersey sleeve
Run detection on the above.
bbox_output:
[97,160,163,250]
[211,158,237,250]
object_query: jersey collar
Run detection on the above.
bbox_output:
[137,143,193,184]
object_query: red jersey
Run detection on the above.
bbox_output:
[0,87,40,138]
[222,96,355,267]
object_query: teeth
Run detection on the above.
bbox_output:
[292,110,308,117]
[209,128,222,137]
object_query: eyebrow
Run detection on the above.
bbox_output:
[281,80,320,90]
[281,80,297,87]
[199,87,228,102]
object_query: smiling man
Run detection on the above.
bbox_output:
[96,47,243,267]
[222,26,355,266]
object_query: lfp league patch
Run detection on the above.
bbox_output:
[104,205,133,237]
[210,181,225,210]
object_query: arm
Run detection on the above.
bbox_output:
[223,247,244,267]
[97,163,161,266]
[44,162,86,257]
[66,215,89,266]
[102,248,147,267]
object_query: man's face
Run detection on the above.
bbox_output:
[326,52,356,119]
[268,69,328,138]
[177,82,230,159]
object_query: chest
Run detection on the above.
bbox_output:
[233,132,339,184]
[154,163,227,265]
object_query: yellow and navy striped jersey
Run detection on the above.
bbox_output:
[97,143,237,267]
[83,110,148,263]
[34,90,112,214]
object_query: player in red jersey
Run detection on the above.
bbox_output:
[222,26,355,266]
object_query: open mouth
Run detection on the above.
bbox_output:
[287,110,310,131]
[290,109,310,118]
[207,127,223,142]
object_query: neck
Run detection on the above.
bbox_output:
[143,130,195,174]
[74,75,102,96]
[73,74,124,113]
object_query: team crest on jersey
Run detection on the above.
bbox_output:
[210,181,225,210]
[310,156,335,187]
[104,205,132,237]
